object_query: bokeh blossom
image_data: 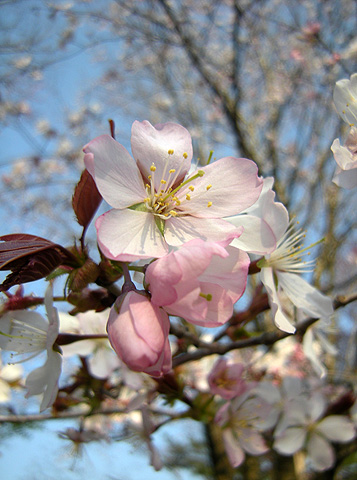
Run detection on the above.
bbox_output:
[331,73,357,188]
[83,120,262,261]
[0,285,62,411]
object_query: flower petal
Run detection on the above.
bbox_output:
[316,415,356,443]
[307,433,335,471]
[260,267,296,333]
[223,429,245,467]
[83,135,147,208]
[276,272,334,319]
[177,157,263,218]
[96,209,169,261]
[229,215,277,254]
[131,121,192,192]
[273,427,306,455]
[164,215,242,247]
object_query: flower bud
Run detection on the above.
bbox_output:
[107,291,171,377]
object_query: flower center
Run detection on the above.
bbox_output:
[259,222,323,273]
[139,150,213,220]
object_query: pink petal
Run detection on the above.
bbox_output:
[131,121,192,192]
[176,157,262,218]
[223,429,245,467]
[83,135,147,208]
[96,209,169,261]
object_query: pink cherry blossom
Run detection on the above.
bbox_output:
[207,357,251,399]
[83,120,263,261]
[107,291,171,377]
[145,238,250,327]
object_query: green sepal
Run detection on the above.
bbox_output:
[128,202,148,212]
[155,216,165,237]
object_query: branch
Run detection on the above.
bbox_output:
[172,292,357,367]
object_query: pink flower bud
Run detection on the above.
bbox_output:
[107,291,171,377]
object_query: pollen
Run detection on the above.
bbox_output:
[206,184,212,190]
[207,201,213,208]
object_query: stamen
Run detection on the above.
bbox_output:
[199,293,212,301]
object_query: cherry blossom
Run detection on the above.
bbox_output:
[59,309,121,379]
[215,391,271,467]
[333,73,357,126]
[331,73,357,188]
[83,120,262,261]
[331,126,357,189]
[0,285,62,411]
[207,357,252,400]
[145,237,249,327]
[273,393,356,471]
[107,291,171,377]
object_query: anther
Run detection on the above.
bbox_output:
[150,165,156,172]
[183,152,188,159]
[189,186,194,192]
[160,179,167,184]
[186,194,191,200]
[207,201,213,208]
[206,184,212,190]
[169,169,176,173]
[168,149,174,155]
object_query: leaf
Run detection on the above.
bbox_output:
[72,169,102,232]
[0,234,77,291]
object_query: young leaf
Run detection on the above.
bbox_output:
[0,234,77,291]
[72,169,102,236]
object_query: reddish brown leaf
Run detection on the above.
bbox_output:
[0,234,78,291]
[72,169,102,232]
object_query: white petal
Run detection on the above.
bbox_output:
[277,272,334,319]
[274,427,306,455]
[333,166,357,189]
[239,428,269,456]
[260,267,296,333]
[25,350,62,412]
[333,73,357,126]
[96,208,169,261]
[83,135,147,208]
[316,416,356,443]
[307,433,335,471]
[229,215,277,254]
